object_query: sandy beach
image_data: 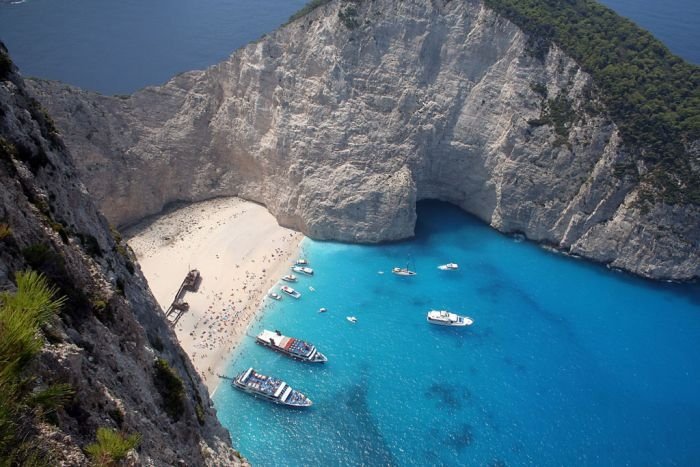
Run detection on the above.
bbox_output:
[126,197,303,393]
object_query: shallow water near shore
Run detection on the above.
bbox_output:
[214,200,700,465]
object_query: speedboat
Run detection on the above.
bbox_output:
[319,307,327,313]
[281,274,297,282]
[295,259,309,266]
[256,330,328,363]
[438,263,459,271]
[346,316,357,323]
[292,266,314,276]
[280,285,301,299]
[269,292,282,301]
[426,310,473,327]
[392,267,416,276]
[232,367,312,407]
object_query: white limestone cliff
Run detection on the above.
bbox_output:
[28,0,699,280]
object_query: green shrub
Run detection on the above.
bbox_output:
[338,5,360,29]
[85,427,140,466]
[0,271,71,464]
[528,93,576,142]
[286,0,332,25]
[49,221,69,244]
[153,358,185,421]
[0,223,11,241]
[0,48,12,81]
[77,233,102,257]
[195,403,206,426]
[22,243,54,269]
[107,408,124,428]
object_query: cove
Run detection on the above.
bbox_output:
[213,200,700,465]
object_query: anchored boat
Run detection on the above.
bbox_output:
[292,265,314,276]
[281,274,297,282]
[232,367,312,407]
[438,263,459,271]
[295,259,309,266]
[392,267,416,276]
[280,285,301,299]
[426,310,473,327]
[256,330,327,363]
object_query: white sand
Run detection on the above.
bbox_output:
[126,197,303,393]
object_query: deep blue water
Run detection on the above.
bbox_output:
[0,0,306,94]
[0,0,697,96]
[214,201,700,465]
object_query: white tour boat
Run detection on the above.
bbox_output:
[256,330,327,363]
[232,368,312,407]
[280,285,301,299]
[295,259,309,266]
[426,310,473,327]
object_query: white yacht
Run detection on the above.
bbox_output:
[295,259,309,266]
[292,265,314,276]
[392,267,416,276]
[426,310,473,327]
[281,274,297,282]
[438,263,459,271]
[280,285,301,299]
[346,316,357,323]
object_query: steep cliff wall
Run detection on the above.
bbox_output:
[28,0,699,280]
[0,45,243,466]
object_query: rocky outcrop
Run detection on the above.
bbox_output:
[27,0,699,280]
[0,45,244,466]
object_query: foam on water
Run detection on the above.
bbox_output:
[214,201,700,465]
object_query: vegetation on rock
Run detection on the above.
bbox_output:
[484,0,700,204]
[85,427,140,467]
[0,271,72,465]
[153,358,185,421]
[286,0,332,24]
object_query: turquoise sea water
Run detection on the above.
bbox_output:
[214,201,700,465]
[0,0,697,95]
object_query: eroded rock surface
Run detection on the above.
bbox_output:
[1,45,244,466]
[28,0,699,280]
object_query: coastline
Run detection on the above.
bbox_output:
[126,197,303,393]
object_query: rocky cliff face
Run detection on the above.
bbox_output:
[27,0,699,280]
[0,45,243,466]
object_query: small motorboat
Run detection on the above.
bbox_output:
[392,267,416,276]
[346,316,357,323]
[292,266,314,276]
[280,285,301,299]
[309,286,315,292]
[281,274,297,282]
[438,263,459,271]
[269,292,282,301]
[295,259,309,266]
[319,307,327,313]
